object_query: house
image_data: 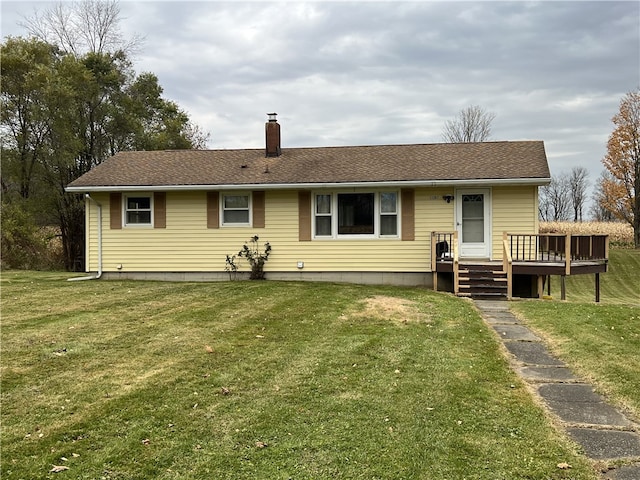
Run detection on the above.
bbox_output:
[66,114,608,299]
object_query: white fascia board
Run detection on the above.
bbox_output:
[65,177,551,193]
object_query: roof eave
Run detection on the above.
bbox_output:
[66,177,551,193]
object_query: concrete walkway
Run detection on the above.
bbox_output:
[473,300,640,480]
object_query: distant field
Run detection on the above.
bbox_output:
[539,221,634,246]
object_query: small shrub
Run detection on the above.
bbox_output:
[237,235,272,280]
[224,254,238,281]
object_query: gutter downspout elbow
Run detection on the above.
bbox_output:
[68,193,103,281]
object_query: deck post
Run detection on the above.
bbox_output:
[561,275,566,300]
[431,232,437,292]
[595,273,600,303]
[537,275,544,298]
[565,234,571,276]
[547,275,551,296]
[453,231,459,296]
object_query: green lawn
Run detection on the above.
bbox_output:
[560,249,640,304]
[1,272,597,479]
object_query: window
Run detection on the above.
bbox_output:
[125,195,152,226]
[313,191,398,238]
[222,193,250,225]
[380,192,398,236]
[338,193,374,235]
[315,194,332,236]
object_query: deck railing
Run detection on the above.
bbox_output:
[508,234,609,262]
[502,233,513,299]
[430,231,459,295]
[433,232,609,300]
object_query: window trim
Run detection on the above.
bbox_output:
[221,192,252,227]
[123,193,154,228]
[312,190,400,239]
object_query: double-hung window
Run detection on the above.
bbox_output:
[315,194,332,236]
[313,191,398,238]
[124,195,152,226]
[222,193,251,226]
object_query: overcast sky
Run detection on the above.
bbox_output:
[2,1,639,198]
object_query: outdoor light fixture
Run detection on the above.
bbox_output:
[443,194,454,203]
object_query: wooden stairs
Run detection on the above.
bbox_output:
[458,263,508,300]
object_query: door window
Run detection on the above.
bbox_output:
[462,194,484,243]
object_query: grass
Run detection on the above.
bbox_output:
[556,249,640,304]
[1,271,598,479]
[511,301,640,420]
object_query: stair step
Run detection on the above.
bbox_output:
[456,263,509,299]
[459,277,508,282]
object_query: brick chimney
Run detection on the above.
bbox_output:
[265,113,281,157]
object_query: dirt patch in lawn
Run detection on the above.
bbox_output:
[344,295,431,325]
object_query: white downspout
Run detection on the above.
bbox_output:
[68,194,103,281]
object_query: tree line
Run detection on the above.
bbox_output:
[1,1,209,270]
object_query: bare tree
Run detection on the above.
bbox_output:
[590,170,616,221]
[21,0,143,56]
[539,173,571,221]
[568,166,589,222]
[442,105,496,143]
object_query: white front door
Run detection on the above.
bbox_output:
[456,188,491,258]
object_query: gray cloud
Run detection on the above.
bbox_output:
[2,1,639,203]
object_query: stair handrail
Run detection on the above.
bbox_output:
[502,232,513,300]
[453,231,459,295]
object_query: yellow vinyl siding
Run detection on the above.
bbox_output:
[491,186,538,259]
[86,189,458,274]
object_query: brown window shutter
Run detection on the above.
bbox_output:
[154,192,166,228]
[207,191,219,228]
[401,188,415,241]
[253,191,265,228]
[110,193,122,229]
[298,191,311,241]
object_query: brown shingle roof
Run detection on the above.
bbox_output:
[66,141,549,190]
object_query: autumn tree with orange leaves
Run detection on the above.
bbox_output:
[600,89,640,248]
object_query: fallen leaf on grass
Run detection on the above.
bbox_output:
[205,345,214,353]
[557,462,572,470]
[142,439,150,445]
[255,441,267,448]
[50,465,69,473]
[221,387,230,395]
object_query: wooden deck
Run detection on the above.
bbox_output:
[431,232,609,301]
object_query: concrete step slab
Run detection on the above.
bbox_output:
[504,341,565,366]
[567,429,640,460]
[602,462,640,480]
[482,312,521,325]
[517,366,579,383]
[538,383,605,403]
[538,384,633,427]
[473,300,510,312]
[492,324,541,341]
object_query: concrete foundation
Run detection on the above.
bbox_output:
[97,271,435,287]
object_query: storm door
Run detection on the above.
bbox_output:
[456,188,491,258]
